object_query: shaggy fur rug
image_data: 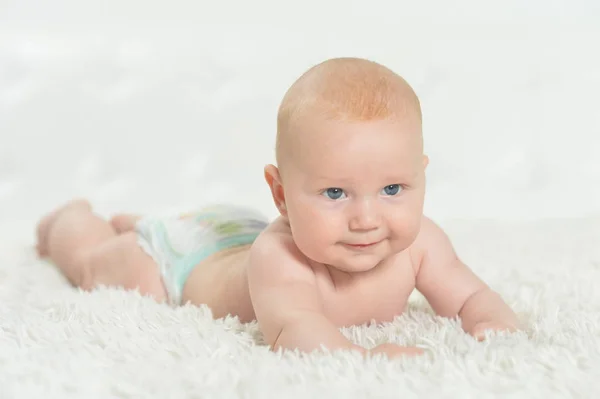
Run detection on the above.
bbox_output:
[1,216,599,398]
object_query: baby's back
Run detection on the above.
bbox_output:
[182,243,256,322]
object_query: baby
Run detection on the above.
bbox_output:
[35,57,519,359]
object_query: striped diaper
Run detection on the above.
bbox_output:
[134,204,269,305]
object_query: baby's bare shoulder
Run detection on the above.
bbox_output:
[409,215,455,271]
[250,217,313,273]
[252,217,295,253]
[414,215,449,244]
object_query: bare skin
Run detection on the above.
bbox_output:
[36,199,518,360]
[35,201,415,326]
[35,200,427,359]
[35,58,520,360]
[36,199,166,302]
[36,200,254,318]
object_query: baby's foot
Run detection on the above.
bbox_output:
[35,199,92,257]
[109,213,142,234]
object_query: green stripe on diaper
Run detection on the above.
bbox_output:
[173,232,262,293]
[136,205,269,306]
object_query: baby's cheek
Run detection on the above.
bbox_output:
[304,215,338,249]
[295,228,333,264]
[291,202,340,240]
[293,210,326,237]
[306,216,335,243]
[390,211,420,242]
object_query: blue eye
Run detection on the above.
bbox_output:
[323,187,346,200]
[381,184,402,196]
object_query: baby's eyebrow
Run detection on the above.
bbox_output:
[384,170,418,181]
[311,175,354,184]
[311,171,417,185]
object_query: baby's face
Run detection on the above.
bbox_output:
[282,117,427,273]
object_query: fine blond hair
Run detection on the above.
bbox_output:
[276,57,422,167]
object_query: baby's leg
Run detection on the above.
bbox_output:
[36,200,166,301]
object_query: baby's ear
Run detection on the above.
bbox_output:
[422,155,429,169]
[264,164,287,216]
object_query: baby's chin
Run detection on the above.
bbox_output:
[328,261,379,274]
[325,243,414,273]
[300,242,401,273]
[317,253,385,274]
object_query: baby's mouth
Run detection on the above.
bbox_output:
[343,241,380,249]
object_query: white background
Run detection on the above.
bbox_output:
[1,0,599,225]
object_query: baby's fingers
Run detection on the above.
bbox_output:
[471,321,518,341]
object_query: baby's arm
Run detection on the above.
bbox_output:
[247,234,363,354]
[248,233,422,358]
[412,217,519,339]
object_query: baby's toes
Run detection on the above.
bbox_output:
[110,214,141,234]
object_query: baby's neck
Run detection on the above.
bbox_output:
[317,252,402,289]
[317,261,376,290]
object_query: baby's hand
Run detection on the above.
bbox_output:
[368,343,424,359]
[470,321,519,341]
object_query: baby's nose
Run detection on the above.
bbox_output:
[348,201,380,231]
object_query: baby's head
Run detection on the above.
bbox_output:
[265,57,428,273]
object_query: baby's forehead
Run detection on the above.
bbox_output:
[293,125,421,173]
[294,116,422,150]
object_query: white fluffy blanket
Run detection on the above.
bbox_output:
[1,217,599,398]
